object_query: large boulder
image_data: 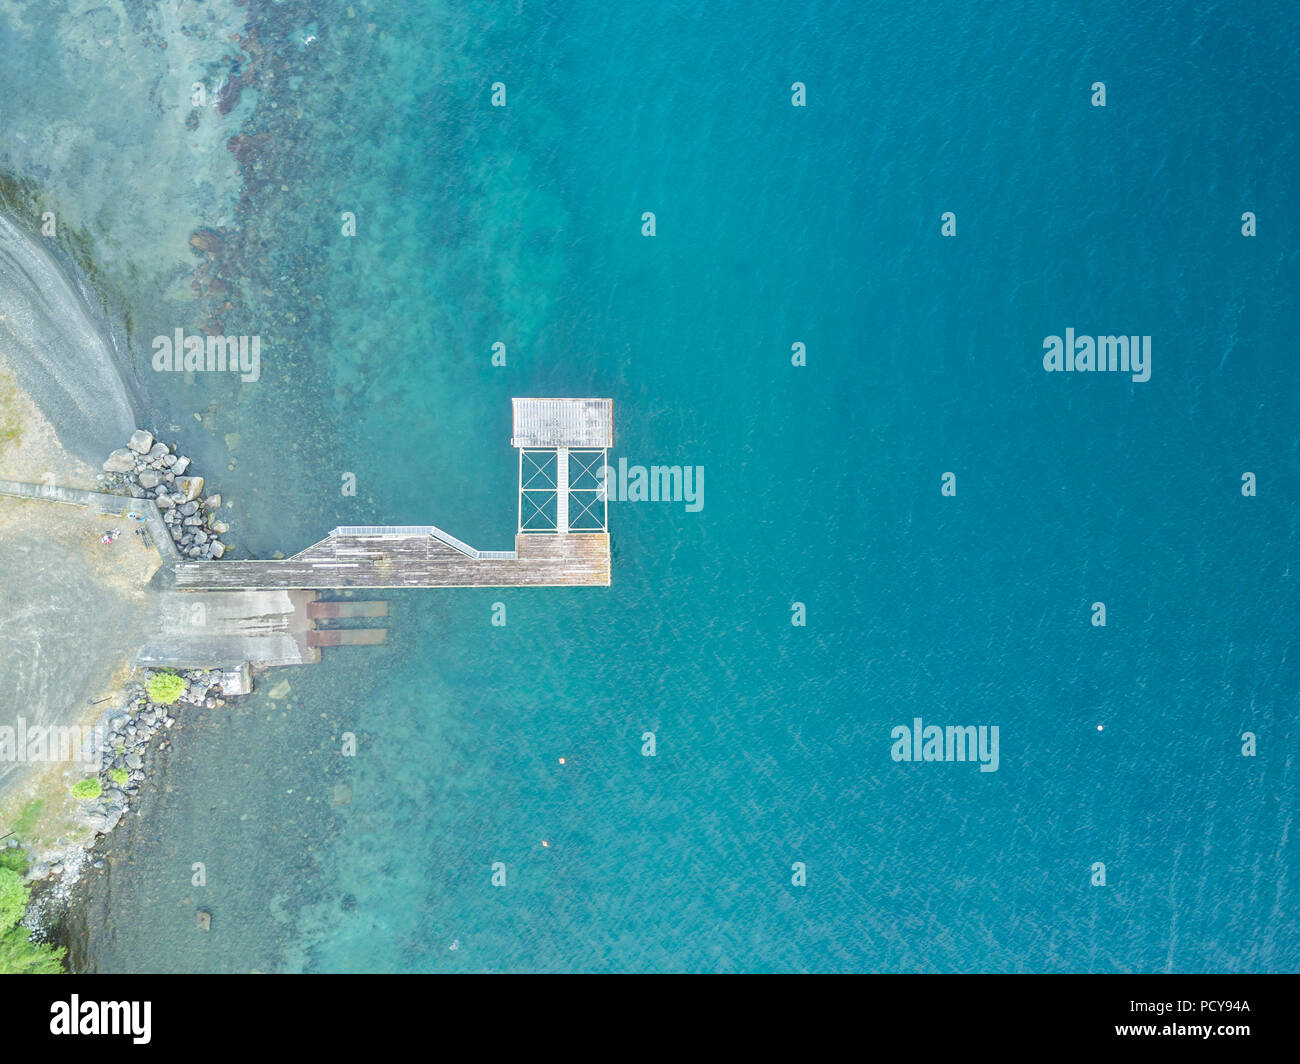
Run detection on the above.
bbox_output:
[177,475,204,502]
[138,470,162,489]
[102,448,135,473]
[127,429,154,453]
[83,812,112,834]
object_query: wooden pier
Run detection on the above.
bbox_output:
[172,398,613,591]
[173,529,609,590]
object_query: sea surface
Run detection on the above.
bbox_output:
[0,0,1296,971]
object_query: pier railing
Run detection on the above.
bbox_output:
[328,525,517,561]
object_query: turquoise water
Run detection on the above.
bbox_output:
[4,0,1298,971]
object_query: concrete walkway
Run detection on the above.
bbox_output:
[0,478,179,560]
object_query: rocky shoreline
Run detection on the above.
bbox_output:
[98,428,230,559]
[10,431,249,936]
[9,667,237,890]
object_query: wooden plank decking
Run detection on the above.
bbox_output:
[172,531,610,590]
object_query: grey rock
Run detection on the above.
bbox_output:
[127,429,154,453]
[212,520,229,534]
[128,484,146,498]
[209,540,225,558]
[204,494,222,509]
[172,455,191,475]
[156,494,175,509]
[161,453,177,467]
[102,448,135,473]
[147,442,170,461]
[183,516,203,527]
[125,753,143,770]
[138,469,162,489]
[195,530,209,544]
[177,476,204,502]
[180,501,199,516]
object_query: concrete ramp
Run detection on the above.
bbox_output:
[134,589,320,669]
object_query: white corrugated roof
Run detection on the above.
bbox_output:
[511,398,613,448]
